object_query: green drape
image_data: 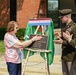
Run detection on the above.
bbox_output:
[23,19,55,65]
[40,20,55,65]
[23,22,41,58]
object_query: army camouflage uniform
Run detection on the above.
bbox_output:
[61,21,76,75]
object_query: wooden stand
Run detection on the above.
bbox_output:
[23,26,52,75]
[23,48,51,75]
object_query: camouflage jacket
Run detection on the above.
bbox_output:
[61,21,76,63]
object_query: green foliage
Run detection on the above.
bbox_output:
[0,28,25,40]
[0,40,5,55]
[0,28,6,40]
[16,28,25,40]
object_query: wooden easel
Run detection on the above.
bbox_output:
[23,25,51,75]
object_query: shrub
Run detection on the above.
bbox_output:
[16,28,26,40]
[0,28,6,40]
[0,28,26,40]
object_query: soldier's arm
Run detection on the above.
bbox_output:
[69,39,76,48]
[61,28,68,45]
[54,29,68,45]
[62,40,68,45]
[68,25,76,48]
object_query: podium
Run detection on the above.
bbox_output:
[23,18,54,75]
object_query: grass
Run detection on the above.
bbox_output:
[0,40,5,55]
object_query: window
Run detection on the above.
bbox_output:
[47,0,76,28]
[47,0,59,28]
[60,0,76,22]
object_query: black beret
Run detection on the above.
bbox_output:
[59,9,72,18]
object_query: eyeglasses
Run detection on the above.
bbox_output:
[16,27,19,29]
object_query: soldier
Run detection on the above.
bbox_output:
[54,9,76,75]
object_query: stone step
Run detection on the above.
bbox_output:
[0,68,8,75]
[0,55,62,75]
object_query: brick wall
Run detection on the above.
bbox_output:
[0,0,10,28]
[17,0,47,28]
[0,0,46,28]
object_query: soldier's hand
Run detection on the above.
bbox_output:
[63,32,73,42]
[53,38,63,44]
[54,32,61,39]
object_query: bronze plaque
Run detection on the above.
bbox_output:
[28,34,48,49]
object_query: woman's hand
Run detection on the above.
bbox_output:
[31,35,42,42]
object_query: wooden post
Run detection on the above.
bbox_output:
[44,52,50,75]
[34,26,40,34]
[41,25,50,75]
[23,51,30,75]
[41,25,44,35]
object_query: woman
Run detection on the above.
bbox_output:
[4,21,42,75]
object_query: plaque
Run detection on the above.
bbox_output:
[28,34,48,49]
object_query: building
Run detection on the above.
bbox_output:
[0,0,76,28]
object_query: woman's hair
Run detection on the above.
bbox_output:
[6,21,18,32]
